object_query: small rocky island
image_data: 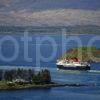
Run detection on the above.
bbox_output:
[59,47,100,62]
[0,68,57,90]
[0,68,90,90]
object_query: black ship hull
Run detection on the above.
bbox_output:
[57,65,90,71]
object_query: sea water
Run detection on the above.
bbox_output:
[0,33,100,100]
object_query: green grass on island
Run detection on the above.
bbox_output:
[59,47,100,62]
[0,81,62,90]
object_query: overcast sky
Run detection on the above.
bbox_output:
[0,0,100,26]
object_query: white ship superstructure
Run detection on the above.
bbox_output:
[56,58,90,70]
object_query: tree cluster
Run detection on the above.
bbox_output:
[0,68,51,84]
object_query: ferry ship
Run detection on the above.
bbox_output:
[56,58,90,70]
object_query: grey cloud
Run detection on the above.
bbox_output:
[0,0,100,12]
[0,9,100,26]
[0,0,100,26]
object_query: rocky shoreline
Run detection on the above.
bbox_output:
[0,82,90,91]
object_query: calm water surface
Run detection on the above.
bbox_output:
[0,34,100,100]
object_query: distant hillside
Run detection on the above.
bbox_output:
[59,47,100,62]
[0,25,100,35]
[66,25,100,35]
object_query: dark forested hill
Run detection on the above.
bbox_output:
[0,25,100,35]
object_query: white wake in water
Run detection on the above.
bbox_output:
[88,70,100,73]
